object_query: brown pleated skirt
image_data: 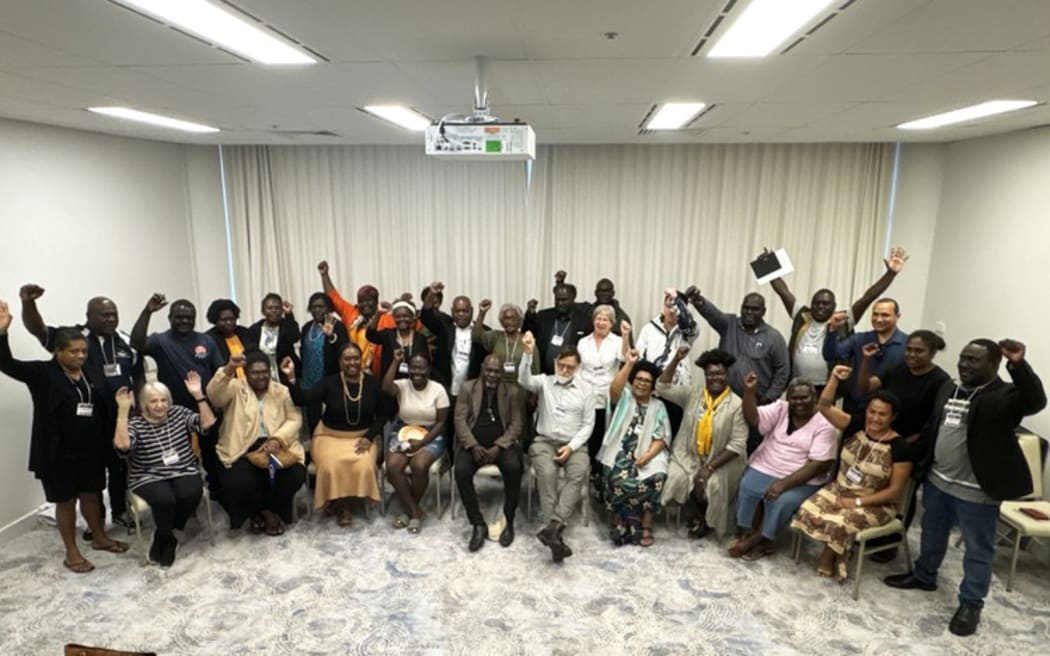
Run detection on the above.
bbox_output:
[310,422,380,508]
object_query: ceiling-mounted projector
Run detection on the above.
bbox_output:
[425,56,536,161]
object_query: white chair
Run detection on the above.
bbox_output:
[525,459,591,526]
[380,456,450,518]
[450,463,504,521]
[793,479,916,600]
[997,432,1050,591]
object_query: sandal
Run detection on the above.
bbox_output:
[392,514,410,529]
[336,507,354,528]
[63,558,95,574]
[91,540,129,554]
[407,517,423,534]
[741,543,774,561]
[834,556,849,584]
[639,527,655,548]
[265,520,285,537]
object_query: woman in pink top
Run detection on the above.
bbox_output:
[729,374,838,560]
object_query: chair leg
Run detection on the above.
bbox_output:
[204,494,215,547]
[901,529,913,569]
[450,470,458,521]
[435,468,444,518]
[526,471,534,521]
[675,505,681,531]
[792,531,802,564]
[1008,530,1022,592]
[853,541,865,600]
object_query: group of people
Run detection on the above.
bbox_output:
[0,246,1044,638]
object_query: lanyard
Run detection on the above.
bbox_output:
[64,371,92,405]
[552,319,571,340]
[505,333,519,361]
[98,334,118,366]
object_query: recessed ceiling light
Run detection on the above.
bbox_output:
[87,106,220,133]
[897,100,1038,130]
[362,105,432,131]
[115,0,316,65]
[645,103,706,131]
[708,0,836,58]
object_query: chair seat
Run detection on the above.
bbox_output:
[127,491,150,514]
[476,464,502,478]
[855,518,905,542]
[1000,501,1050,537]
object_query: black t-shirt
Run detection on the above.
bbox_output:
[289,374,383,438]
[878,364,951,438]
[471,389,504,447]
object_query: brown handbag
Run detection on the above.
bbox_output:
[246,446,298,469]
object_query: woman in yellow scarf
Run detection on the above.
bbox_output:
[657,347,748,540]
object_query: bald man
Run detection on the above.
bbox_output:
[20,284,142,529]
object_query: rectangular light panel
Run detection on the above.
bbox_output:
[708,0,836,58]
[646,103,707,130]
[897,100,1038,130]
[88,106,220,133]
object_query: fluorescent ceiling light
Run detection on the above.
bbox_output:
[708,0,836,58]
[646,103,706,130]
[362,105,431,131]
[88,106,219,133]
[117,0,316,65]
[897,100,1038,130]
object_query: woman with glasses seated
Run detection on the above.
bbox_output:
[596,350,670,547]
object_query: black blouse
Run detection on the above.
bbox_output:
[290,373,383,439]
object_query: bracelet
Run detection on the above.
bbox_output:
[854,497,863,508]
[194,397,207,403]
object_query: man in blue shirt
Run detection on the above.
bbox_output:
[822,298,908,413]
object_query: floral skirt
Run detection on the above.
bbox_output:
[604,457,666,546]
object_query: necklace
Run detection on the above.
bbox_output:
[341,372,363,425]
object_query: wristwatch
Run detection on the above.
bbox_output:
[854,497,863,507]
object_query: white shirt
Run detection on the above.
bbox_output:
[517,352,596,452]
[636,318,691,386]
[577,332,624,402]
[450,325,473,396]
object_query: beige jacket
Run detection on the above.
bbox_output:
[206,367,304,467]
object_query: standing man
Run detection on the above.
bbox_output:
[769,246,908,390]
[884,338,1045,636]
[130,294,225,490]
[518,333,595,562]
[686,287,790,453]
[419,282,486,393]
[822,298,908,413]
[454,354,525,551]
[524,271,591,375]
[19,284,141,530]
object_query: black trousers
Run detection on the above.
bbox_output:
[454,445,523,526]
[134,475,203,540]
[199,427,224,495]
[221,458,306,528]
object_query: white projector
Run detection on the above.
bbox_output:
[425,122,536,161]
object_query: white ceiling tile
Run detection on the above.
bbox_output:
[534,59,678,104]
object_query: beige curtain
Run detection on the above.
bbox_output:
[221,142,892,350]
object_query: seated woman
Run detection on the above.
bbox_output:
[281,344,382,527]
[381,349,450,534]
[597,350,670,546]
[113,372,216,566]
[299,292,349,432]
[0,304,128,573]
[205,299,257,371]
[248,293,300,384]
[791,366,914,581]
[730,375,838,561]
[472,300,540,382]
[657,347,747,541]
[206,351,306,535]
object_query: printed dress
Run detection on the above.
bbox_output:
[604,405,667,545]
[791,431,912,554]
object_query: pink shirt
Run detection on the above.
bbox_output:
[749,401,838,485]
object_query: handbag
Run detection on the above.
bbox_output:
[246,445,298,469]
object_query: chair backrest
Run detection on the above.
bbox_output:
[896,478,917,521]
[1017,432,1043,500]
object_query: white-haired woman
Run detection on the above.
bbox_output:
[113,372,216,566]
[578,305,630,486]
[473,300,540,382]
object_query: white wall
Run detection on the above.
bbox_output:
[0,119,227,530]
[921,126,1050,442]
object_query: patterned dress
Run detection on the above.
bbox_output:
[604,405,667,545]
[791,431,911,554]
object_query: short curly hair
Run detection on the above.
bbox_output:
[206,298,241,325]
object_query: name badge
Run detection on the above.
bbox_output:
[503,362,516,373]
[550,334,564,347]
[76,402,94,417]
[161,451,180,466]
[103,363,122,377]
[398,362,409,374]
[845,466,864,484]
[943,412,962,427]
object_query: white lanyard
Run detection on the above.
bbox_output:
[64,371,92,405]
[504,333,519,361]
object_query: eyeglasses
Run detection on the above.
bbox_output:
[634,378,653,386]
[555,362,578,373]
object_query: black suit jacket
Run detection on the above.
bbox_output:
[523,307,591,374]
[248,315,301,384]
[206,325,257,363]
[916,360,1046,501]
[419,308,488,387]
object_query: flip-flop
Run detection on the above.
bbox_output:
[834,558,849,584]
[63,558,95,573]
[392,514,409,529]
[265,520,285,537]
[91,540,129,554]
[639,528,655,548]
[407,517,423,534]
[741,544,774,561]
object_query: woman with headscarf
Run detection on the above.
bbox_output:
[657,347,748,540]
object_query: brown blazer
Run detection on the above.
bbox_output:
[454,379,525,451]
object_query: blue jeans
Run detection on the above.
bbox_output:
[736,467,820,540]
[913,479,999,608]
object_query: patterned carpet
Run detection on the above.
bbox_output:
[1,479,1048,655]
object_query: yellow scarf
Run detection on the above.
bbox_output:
[695,386,730,456]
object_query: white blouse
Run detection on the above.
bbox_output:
[577,333,624,403]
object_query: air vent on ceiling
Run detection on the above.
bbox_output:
[690,0,859,57]
[269,130,342,138]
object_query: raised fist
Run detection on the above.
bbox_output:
[317,260,329,276]
[832,365,852,381]
[478,299,492,313]
[743,372,759,390]
[999,339,1026,364]
[521,331,536,354]
[554,271,567,285]
[861,342,880,358]
[145,293,168,313]
[19,284,44,302]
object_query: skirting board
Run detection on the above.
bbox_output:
[0,505,48,546]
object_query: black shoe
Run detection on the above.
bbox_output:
[148,537,163,564]
[883,572,936,591]
[158,536,178,567]
[499,523,515,547]
[551,538,573,563]
[82,529,93,541]
[949,604,981,636]
[869,547,898,564]
[468,525,487,552]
